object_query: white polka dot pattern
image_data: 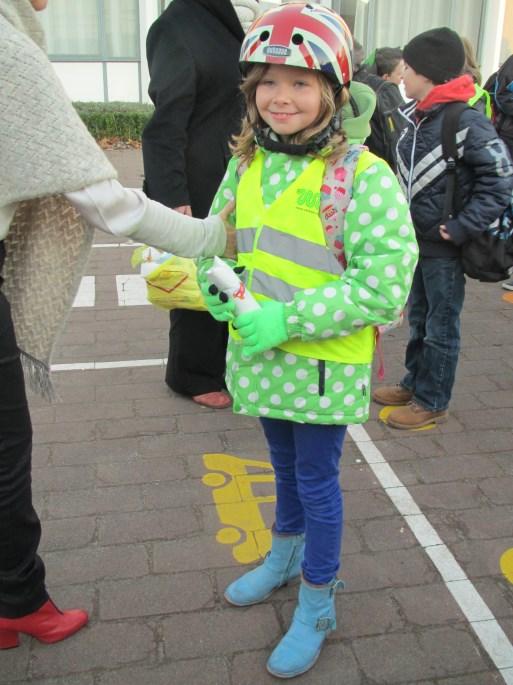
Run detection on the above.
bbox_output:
[209,150,418,425]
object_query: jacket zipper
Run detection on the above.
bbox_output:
[318,360,326,396]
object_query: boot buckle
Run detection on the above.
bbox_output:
[316,616,334,631]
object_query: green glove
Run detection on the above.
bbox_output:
[197,257,237,322]
[234,300,289,357]
[198,281,235,322]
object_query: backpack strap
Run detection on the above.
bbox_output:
[321,144,367,266]
[355,149,381,175]
[441,102,469,223]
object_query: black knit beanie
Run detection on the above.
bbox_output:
[403,27,465,84]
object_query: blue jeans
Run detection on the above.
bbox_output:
[401,257,465,412]
[260,418,347,586]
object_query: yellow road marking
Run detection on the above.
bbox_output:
[202,453,275,564]
[500,548,513,584]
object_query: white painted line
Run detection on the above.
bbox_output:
[500,667,513,685]
[370,462,404,488]
[471,621,513,669]
[72,276,95,307]
[348,423,513,682]
[424,545,467,582]
[404,514,444,547]
[52,362,95,371]
[383,485,422,516]
[116,274,150,306]
[92,242,143,248]
[51,358,166,372]
[446,580,495,622]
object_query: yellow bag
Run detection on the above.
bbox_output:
[131,246,206,311]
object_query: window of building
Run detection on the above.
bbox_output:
[502,0,513,63]
[351,0,484,63]
[329,0,358,31]
[39,0,140,61]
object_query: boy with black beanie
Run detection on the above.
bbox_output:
[372,27,513,429]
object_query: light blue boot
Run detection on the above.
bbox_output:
[224,533,305,606]
[266,578,343,679]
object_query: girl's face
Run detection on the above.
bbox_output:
[383,59,404,86]
[31,0,49,10]
[255,64,322,137]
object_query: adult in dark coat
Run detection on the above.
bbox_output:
[142,0,244,408]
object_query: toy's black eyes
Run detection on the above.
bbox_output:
[260,30,270,41]
[292,33,304,45]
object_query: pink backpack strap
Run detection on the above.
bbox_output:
[320,144,366,268]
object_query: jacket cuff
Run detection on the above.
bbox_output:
[283,301,304,339]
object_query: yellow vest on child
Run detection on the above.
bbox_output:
[235,149,378,364]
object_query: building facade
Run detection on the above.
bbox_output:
[40,0,512,104]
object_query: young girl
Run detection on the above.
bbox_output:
[201,2,418,678]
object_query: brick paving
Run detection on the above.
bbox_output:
[3,148,512,685]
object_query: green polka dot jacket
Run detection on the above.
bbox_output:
[211,148,419,425]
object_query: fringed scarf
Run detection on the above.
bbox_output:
[0,0,117,398]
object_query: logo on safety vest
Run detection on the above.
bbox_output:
[296,188,321,214]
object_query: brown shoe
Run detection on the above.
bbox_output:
[386,402,448,429]
[372,384,413,406]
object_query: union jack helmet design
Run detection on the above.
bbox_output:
[240,2,353,87]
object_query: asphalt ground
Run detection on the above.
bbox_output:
[2,148,512,685]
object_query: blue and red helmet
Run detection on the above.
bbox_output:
[240,2,353,87]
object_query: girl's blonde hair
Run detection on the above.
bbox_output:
[230,64,349,165]
[461,36,482,85]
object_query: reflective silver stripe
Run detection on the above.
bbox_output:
[398,117,468,202]
[409,129,468,200]
[251,269,301,301]
[237,227,257,253]
[258,226,343,276]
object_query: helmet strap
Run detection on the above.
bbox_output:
[254,111,342,156]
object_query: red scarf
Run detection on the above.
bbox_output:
[416,74,475,115]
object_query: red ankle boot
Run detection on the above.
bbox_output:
[0,599,88,649]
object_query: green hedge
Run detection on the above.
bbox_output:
[73,101,154,141]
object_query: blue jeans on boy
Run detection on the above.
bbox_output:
[401,257,465,412]
[260,418,347,586]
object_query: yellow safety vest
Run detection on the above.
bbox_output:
[235,149,377,364]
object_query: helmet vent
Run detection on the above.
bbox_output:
[292,33,304,45]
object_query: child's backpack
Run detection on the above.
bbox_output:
[441,101,513,282]
[354,70,404,172]
[484,54,513,159]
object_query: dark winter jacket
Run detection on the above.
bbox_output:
[353,68,405,171]
[142,0,244,217]
[397,75,513,257]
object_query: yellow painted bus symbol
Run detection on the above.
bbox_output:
[500,548,513,584]
[202,453,275,564]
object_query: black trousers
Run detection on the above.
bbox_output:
[165,309,228,396]
[0,242,48,618]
